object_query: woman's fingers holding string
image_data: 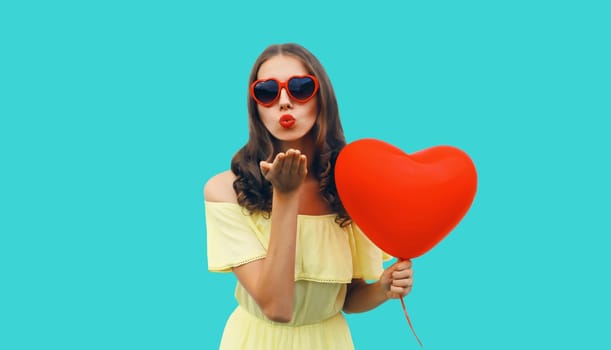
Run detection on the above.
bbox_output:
[392,262,413,280]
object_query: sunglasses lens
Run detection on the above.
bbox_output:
[253,80,279,104]
[288,77,316,101]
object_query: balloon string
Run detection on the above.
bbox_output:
[400,296,423,347]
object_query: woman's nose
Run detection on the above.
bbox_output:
[277,88,293,109]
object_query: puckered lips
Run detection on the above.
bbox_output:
[279,114,296,129]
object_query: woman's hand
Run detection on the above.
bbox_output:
[379,260,414,299]
[260,149,308,194]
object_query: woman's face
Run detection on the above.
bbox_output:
[255,55,318,144]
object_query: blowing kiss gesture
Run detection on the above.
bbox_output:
[260,149,308,194]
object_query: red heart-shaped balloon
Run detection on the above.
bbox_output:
[335,139,477,259]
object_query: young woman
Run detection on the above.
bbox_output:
[204,43,413,349]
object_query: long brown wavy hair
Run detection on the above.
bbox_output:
[230,43,351,226]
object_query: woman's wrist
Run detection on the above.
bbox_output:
[272,189,300,207]
[376,280,391,301]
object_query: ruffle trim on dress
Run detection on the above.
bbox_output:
[205,201,387,282]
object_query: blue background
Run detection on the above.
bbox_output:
[1,0,609,349]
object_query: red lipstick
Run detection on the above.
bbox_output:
[279,114,295,129]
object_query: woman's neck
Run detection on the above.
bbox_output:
[276,136,316,170]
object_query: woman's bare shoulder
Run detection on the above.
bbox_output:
[203,170,238,203]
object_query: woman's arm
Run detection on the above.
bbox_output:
[232,190,300,322]
[343,260,413,313]
[226,149,307,323]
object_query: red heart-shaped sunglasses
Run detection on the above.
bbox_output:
[250,75,319,107]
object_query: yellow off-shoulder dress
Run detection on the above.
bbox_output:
[205,201,390,349]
